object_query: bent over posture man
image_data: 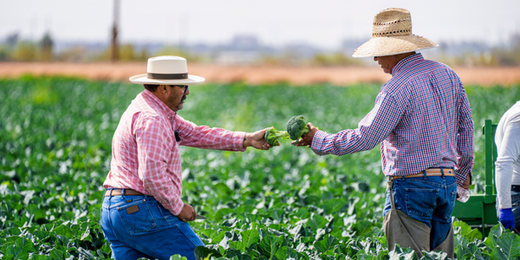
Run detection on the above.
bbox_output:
[295,8,474,257]
[100,56,272,260]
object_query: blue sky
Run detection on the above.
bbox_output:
[1,0,519,50]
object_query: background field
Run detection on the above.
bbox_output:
[1,76,520,259]
[2,62,520,87]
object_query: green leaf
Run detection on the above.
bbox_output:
[49,245,68,260]
[322,198,345,215]
[3,236,34,259]
[214,182,233,196]
[314,234,338,253]
[484,223,504,249]
[490,245,510,260]
[241,229,260,250]
[494,228,520,259]
[194,246,223,259]
[222,217,239,228]
[388,244,420,260]
[360,237,385,256]
[225,248,252,260]
[28,254,52,260]
[269,209,285,222]
[80,225,91,241]
[259,234,283,258]
[214,207,234,220]
[453,220,483,241]
[219,231,240,249]
[307,213,329,232]
[274,246,304,260]
[422,251,448,259]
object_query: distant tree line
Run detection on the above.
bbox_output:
[1,32,519,66]
[435,38,520,67]
[0,32,54,62]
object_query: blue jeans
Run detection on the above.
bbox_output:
[100,192,204,260]
[383,176,457,249]
[510,190,520,229]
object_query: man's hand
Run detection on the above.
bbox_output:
[499,208,516,231]
[243,128,273,150]
[177,203,197,222]
[292,123,318,147]
[461,174,471,190]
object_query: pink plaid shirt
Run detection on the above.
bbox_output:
[103,90,246,215]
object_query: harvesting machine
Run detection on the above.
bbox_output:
[452,119,499,235]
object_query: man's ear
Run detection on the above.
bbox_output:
[159,85,169,95]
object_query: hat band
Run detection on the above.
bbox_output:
[148,72,188,80]
[372,29,411,37]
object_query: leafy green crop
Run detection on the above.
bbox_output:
[1,75,520,259]
[264,128,289,146]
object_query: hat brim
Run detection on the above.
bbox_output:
[352,35,438,58]
[129,74,205,85]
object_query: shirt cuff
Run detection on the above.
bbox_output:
[235,131,248,151]
[311,130,330,156]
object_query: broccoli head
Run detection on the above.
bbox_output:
[264,128,289,146]
[286,115,310,141]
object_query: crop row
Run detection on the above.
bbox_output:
[1,76,520,259]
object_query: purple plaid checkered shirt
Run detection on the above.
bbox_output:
[311,53,474,186]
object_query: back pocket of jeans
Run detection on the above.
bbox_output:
[404,187,439,218]
[117,199,157,235]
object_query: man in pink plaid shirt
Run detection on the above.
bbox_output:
[100,56,273,260]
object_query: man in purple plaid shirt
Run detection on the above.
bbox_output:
[295,8,473,257]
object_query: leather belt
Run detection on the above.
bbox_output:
[389,168,455,180]
[104,189,144,197]
[512,185,520,192]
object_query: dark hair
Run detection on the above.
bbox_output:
[144,84,160,92]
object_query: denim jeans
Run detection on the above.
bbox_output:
[100,192,204,260]
[383,176,457,249]
[509,190,520,229]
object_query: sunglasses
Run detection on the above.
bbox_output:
[170,85,188,94]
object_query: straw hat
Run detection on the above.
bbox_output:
[129,56,205,85]
[352,8,438,58]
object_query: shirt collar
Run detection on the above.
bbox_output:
[392,53,423,76]
[142,89,177,119]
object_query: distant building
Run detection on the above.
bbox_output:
[214,51,260,65]
[214,34,263,65]
[228,35,260,51]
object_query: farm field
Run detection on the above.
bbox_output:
[1,62,520,87]
[1,75,520,259]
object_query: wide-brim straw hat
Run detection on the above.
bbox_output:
[129,56,205,85]
[352,8,438,58]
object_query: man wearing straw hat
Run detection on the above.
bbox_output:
[100,56,273,260]
[295,8,474,257]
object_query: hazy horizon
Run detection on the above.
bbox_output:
[2,0,519,50]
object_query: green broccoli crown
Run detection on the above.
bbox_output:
[264,128,289,146]
[286,115,310,140]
